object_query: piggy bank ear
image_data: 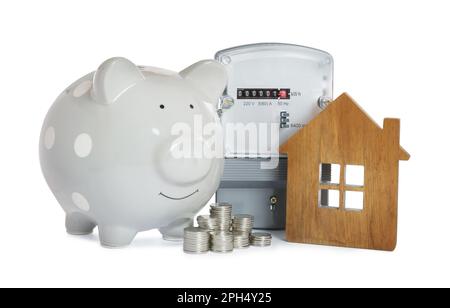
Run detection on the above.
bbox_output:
[92,57,144,104]
[180,60,227,102]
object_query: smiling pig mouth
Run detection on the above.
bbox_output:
[159,189,199,200]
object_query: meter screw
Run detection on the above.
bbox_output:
[220,96,234,109]
[218,95,235,117]
[269,195,278,211]
[318,96,332,109]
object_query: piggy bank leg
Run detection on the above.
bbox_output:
[98,225,137,248]
[159,218,193,241]
[66,212,96,235]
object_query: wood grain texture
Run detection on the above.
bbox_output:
[279,93,409,251]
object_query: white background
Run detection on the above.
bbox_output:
[0,0,449,288]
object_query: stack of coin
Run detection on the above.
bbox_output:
[209,203,232,231]
[250,232,272,247]
[233,231,250,248]
[232,214,254,233]
[210,231,234,253]
[197,215,219,231]
[183,227,210,254]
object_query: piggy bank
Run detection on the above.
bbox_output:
[39,57,227,248]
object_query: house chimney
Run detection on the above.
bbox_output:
[383,118,401,160]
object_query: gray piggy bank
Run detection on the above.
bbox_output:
[40,57,227,248]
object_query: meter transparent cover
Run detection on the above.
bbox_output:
[215,43,333,157]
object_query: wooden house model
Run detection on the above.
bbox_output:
[280,93,409,251]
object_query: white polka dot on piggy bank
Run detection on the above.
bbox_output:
[39,57,227,248]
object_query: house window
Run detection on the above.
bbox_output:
[319,163,365,211]
[319,163,340,184]
[345,191,364,210]
[345,165,365,186]
[319,189,340,208]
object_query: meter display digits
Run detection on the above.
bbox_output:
[237,88,290,100]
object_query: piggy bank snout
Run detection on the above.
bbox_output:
[157,137,214,185]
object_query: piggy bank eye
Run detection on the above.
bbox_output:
[189,104,194,109]
[160,104,165,109]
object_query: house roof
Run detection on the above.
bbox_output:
[280,92,410,161]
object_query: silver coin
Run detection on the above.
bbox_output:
[232,214,254,233]
[210,202,232,208]
[209,204,232,231]
[184,242,209,246]
[233,231,249,235]
[197,215,220,231]
[233,225,252,229]
[184,226,209,233]
[233,214,254,220]
[210,231,233,237]
[184,250,209,254]
[211,238,233,243]
[233,231,250,248]
[184,236,209,241]
[210,231,234,252]
[183,249,209,253]
[233,221,253,225]
[183,243,209,247]
[183,249,209,254]
[197,215,219,221]
[183,227,211,253]
[184,237,209,242]
[184,241,209,245]
[211,249,233,253]
[184,247,210,251]
[183,246,209,251]
[250,232,272,247]
[210,203,232,211]
[233,242,250,248]
[183,241,210,245]
[251,232,272,239]
[184,231,210,236]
